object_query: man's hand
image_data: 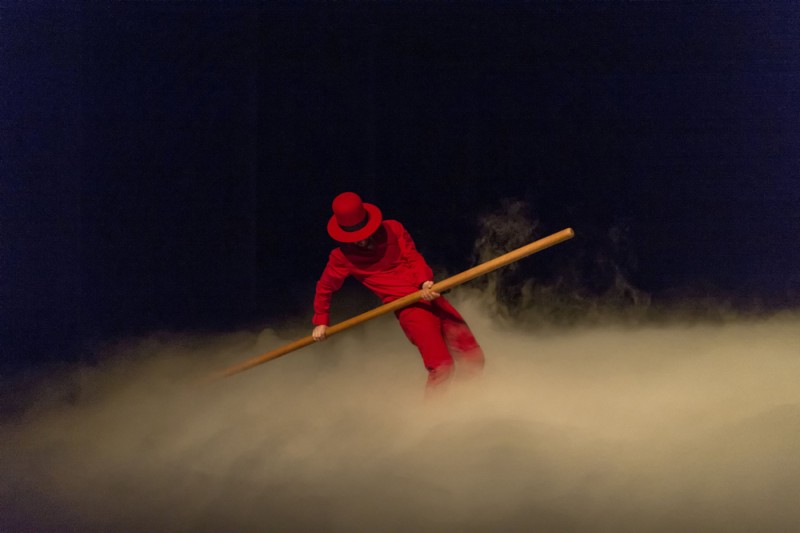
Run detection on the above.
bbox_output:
[312,325,328,341]
[420,280,441,301]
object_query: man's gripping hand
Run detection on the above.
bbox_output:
[420,280,441,301]
[312,325,328,341]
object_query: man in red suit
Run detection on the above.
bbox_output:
[312,192,485,392]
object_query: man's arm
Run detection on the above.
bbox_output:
[392,221,439,300]
[312,250,350,340]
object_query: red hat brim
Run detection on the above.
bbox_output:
[327,203,383,243]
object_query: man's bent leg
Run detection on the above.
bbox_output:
[434,298,485,378]
[397,304,455,393]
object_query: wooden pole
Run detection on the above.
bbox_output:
[212,227,574,380]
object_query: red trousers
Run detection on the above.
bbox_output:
[395,297,485,390]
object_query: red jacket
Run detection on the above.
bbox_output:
[313,220,434,326]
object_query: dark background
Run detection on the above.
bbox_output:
[2,1,799,374]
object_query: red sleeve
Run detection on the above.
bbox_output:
[313,249,350,326]
[392,221,434,287]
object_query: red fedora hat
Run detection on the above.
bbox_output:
[327,192,383,243]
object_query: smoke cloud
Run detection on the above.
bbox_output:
[2,295,799,531]
[469,199,651,326]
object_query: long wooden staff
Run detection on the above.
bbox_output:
[212,227,574,380]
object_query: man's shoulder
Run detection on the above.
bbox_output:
[383,219,404,232]
[329,247,346,261]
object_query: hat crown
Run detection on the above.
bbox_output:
[332,192,368,228]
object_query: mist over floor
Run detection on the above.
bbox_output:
[2,293,799,532]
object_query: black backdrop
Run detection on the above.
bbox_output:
[3,1,798,373]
